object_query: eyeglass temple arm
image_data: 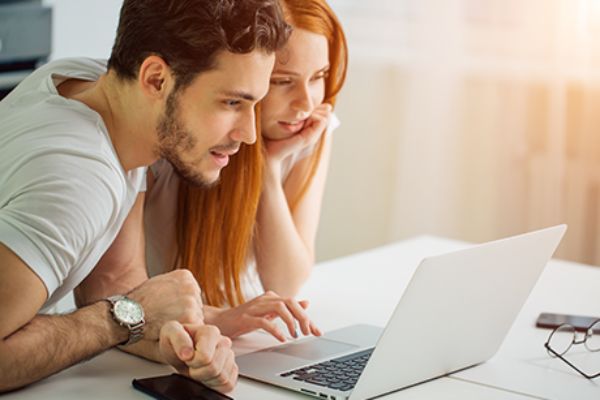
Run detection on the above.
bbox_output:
[545,344,600,379]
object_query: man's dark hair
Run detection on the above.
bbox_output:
[107,0,291,90]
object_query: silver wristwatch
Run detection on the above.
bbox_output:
[105,295,145,346]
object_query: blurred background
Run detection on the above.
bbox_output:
[3,0,600,265]
[321,0,600,266]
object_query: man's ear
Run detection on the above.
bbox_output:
[137,55,173,100]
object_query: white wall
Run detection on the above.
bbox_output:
[319,0,600,266]
[43,0,122,60]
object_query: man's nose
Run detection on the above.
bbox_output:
[231,109,257,145]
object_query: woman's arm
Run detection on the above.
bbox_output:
[255,126,333,297]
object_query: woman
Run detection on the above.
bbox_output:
[144,0,348,342]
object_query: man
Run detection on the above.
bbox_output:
[0,0,290,393]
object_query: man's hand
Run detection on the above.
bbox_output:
[159,321,238,393]
[205,291,322,342]
[127,270,204,340]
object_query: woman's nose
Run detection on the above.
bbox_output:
[291,83,314,120]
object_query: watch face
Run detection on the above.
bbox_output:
[114,298,144,324]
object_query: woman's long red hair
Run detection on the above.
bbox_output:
[176,0,348,307]
[176,125,264,307]
[280,0,348,211]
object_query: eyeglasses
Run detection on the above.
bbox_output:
[544,319,600,379]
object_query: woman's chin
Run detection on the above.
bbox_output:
[263,131,296,141]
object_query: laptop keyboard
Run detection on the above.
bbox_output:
[279,348,374,392]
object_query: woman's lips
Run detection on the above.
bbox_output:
[278,119,306,135]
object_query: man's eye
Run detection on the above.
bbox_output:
[225,100,241,107]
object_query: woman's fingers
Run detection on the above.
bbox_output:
[251,299,298,338]
[264,103,332,161]
[249,316,286,342]
[253,296,319,338]
[215,292,320,341]
[300,103,332,142]
[295,300,322,336]
[298,299,310,309]
[310,321,323,336]
[283,298,313,336]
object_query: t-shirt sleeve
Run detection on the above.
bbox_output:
[138,166,148,193]
[0,154,122,297]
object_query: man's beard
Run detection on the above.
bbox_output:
[156,90,215,188]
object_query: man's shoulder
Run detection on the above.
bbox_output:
[1,103,118,168]
[27,58,107,84]
[0,58,106,110]
[0,120,128,206]
[0,58,119,180]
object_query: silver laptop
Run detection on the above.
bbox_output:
[237,225,567,400]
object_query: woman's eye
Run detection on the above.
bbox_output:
[270,79,292,86]
[313,72,329,81]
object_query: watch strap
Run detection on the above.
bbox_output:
[125,319,145,346]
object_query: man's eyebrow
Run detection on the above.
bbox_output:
[220,90,256,102]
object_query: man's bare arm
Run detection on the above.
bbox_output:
[75,193,148,306]
[75,192,209,366]
[0,243,128,392]
[72,190,236,390]
[74,192,186,364]
[0,190,235,392]
[0,193,192,391]
[0,238,206,392]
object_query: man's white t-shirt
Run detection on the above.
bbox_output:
[0,58,146,312]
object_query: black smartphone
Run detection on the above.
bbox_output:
[132,373,234,400]
[536,312,600,332]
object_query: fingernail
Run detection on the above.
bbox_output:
[180,346,194,359]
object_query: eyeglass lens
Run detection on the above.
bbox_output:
[585,320,600,352]
[548,324,575,356]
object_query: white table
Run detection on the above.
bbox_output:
[453,255,600,399]
[4,236,598,399]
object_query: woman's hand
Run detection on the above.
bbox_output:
[204,291,322,342]
[264,103,332,169]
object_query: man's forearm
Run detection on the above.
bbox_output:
[117,337,165,363]
[0,301,127,392]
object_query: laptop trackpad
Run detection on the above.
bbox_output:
[268,338,358,361]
